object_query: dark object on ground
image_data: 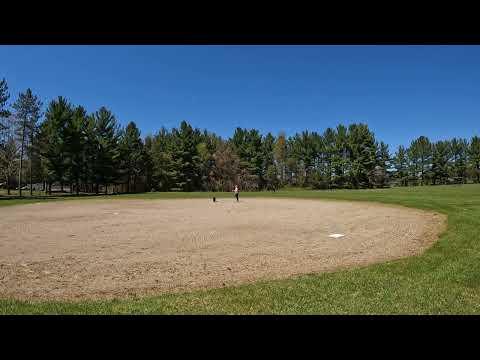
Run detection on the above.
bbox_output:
[213,197,216,202]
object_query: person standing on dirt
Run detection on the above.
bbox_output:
[233,184,239,202]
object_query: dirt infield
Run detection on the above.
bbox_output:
[0,198,446,301]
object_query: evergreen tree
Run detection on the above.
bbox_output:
[40,97,73,193]
[142,134,155,191]
[374,141,390,188]
[332,124,349,189]
[27,124,43,193]
[431,141,451,185]
[65,106,87,194]
[285,156,297,186]
[409,136,432,185]
[196,141,210,190]
[273,131,287,185]
[82,114,99,193]
[92,107,121,194]
[450,138,468,184]
[347,124,377,188]
[231,128,263,190]
[393,145,409,186]
[469,136,480,183]
[289,131,316,187]
[264,164,279,190]
[150,128,177,191]
[12,88,42,196]
[323,128,337,188]
[0,78,10,119]
[200,131,221,190]
[0,137,17,194]
[120,121,144,193]
[261,132,276,189]
[0,78,14,193]
[172,121,202,191]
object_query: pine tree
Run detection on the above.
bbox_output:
[261,132,276,189]
[82,114,99,193]
[0,78,14,194]
[171,121,202,191]
[12,89,42,196]
[265,164,279,190]
[374,141,390,188]
[120,121,144,193]
[289,131,316,187]
[322,128,336,188]
[150,127,177,191]
[231,128,263,190]
[273,131,287,185]
[469,136,480,183]
[393,145,409,186]
[65,106,87,195]
[285,157,297,186]
[431,141,451,185]
[40,97,73,193]
[142,134,154,191]
[92,107,121,194]
[409,136,432,185]
[332,124,349,189]
[0,137,17,194]
[450,138,468,184]
[347,124,377,188]
[199,130,221,190]
[27,124,43,193]
[0,78,10,119]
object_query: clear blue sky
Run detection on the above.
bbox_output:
[1,45,479,151]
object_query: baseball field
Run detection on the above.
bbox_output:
[0,184,479,314]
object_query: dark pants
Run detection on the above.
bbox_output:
[235,193,239,202]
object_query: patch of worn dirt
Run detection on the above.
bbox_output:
[0,198,446,301]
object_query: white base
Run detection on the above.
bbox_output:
[328,233,345,238]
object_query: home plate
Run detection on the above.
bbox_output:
[113,212,119,215]
[328,233,345,238]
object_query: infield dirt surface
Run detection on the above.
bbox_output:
[0,198,446,301]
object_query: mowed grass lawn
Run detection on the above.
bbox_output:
[1,184,480,314]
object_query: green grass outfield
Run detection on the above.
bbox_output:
[1,184,480,314]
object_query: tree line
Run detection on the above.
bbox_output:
[1,78,480,195]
